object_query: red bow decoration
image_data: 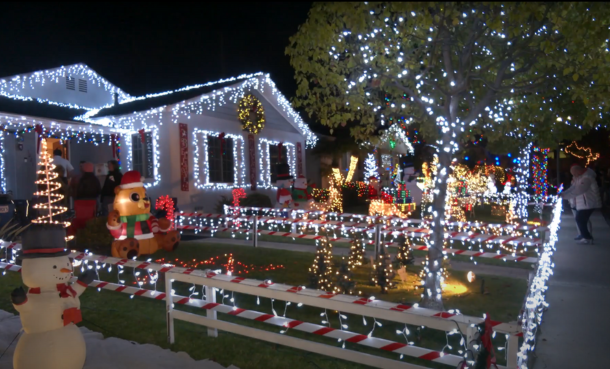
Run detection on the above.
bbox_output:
[138,129,146,144]
[278,142,283,162]
[218,132,226,155]
[34,124,43,153]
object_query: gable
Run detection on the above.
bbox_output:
[0,64,129,111]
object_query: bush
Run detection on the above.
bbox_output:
[75,216,114,254]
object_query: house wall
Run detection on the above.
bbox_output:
[134,98,308,213]
[3,132,37,199]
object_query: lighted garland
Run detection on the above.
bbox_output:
[238,94,266,135]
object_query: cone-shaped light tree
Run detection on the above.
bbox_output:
[287,2,610,309]
[32,139,71,229]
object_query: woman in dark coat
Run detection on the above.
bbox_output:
[100,160,122,215]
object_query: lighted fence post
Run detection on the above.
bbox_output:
[252,216,258,248]
[205,284,218,337]
[165,273,175,344]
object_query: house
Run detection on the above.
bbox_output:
[0,64,317,212]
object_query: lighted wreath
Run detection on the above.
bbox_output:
[238,94,266,134]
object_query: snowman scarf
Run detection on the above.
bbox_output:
[29,283,78,298]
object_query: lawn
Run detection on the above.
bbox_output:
[1,242,527,369]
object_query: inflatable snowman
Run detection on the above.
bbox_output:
[10,224,96,369]
[291,175,314,210]
[274,163,294,208]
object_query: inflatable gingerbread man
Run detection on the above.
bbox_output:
[107,170,180,258]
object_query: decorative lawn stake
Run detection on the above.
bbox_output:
[154,195,176,230]
[10,224,97,369]
[308,230,335,292]
[231,188,247,227]
[335,257,356,295]
[395,234,415,266]
[348,237,366,267]
[371,246,396,294]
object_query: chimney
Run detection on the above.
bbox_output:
[113,92,119,106]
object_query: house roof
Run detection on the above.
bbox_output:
[90,77,251,118]
[0,95,87,122]
[0,63,131,108]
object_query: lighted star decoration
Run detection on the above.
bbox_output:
[564,141,600,166]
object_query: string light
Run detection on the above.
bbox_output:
[564,141,600,166]
[531,147,550,208]
[345,155,359,183]
[364,154,379,183]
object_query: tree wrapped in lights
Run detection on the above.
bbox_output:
[287,2,610,309]
[335,257,356,295]
[348,237,366,267]
[32,138,71,231]
[308,232,335,292]
[395,235,415,267]
[364,153,379,183]
[371,246,395,294]
[325,174,343,213]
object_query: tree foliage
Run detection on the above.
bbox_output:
[287,2,610,146]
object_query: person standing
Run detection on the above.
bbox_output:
[76,162,101,200]
[100,160,122,216]
[560,164,602,244]
[52,149,74,179]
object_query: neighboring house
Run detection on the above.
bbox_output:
[0,64,317,212]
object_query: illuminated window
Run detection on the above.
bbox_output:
[207,136,234,183]
[131,132,154,179]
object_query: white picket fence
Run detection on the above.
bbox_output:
[165,270,521,369]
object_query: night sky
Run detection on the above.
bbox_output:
[0,2,312,99]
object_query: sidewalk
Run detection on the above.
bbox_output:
[0,310,239,369]
[186,236,531,279]
[534,211,610,368]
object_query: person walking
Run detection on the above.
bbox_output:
[560,164,602,244]
[100,160,122,216]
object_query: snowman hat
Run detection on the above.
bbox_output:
[19,223,69,259]
[276,163,293,180]
[120,170,145,189]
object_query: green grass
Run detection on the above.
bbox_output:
[0,242,526,369]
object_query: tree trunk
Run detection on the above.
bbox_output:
[421,131,452,311]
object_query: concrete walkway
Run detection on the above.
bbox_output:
[534,211,610,368]
[0,309,239,369]
[186,236,531,279]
